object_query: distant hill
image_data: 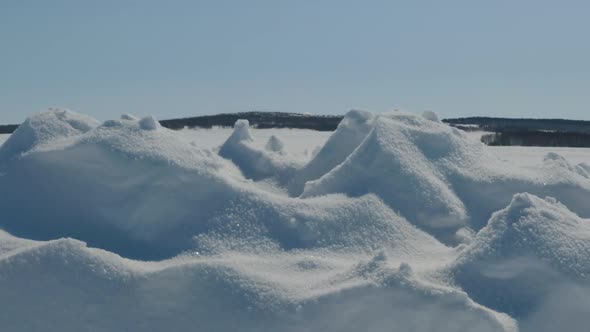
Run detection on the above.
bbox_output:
[159,111,343,131]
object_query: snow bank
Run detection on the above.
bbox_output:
[0,112,243,259]
[451,193,590,319]
[303,113,471,240]
[303,112,590,243]
[0,110,445,261]
[0,108,99,159]
[2,108,590,330]
[543,151,590,178]
[0,230,516,332]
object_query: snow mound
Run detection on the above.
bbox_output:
[0,111,446,261]
[219,119,302,183]
[0,111,247,259]
[0,108,99,159]
[0,232,515,332]
[265,135,284,153]
[138,115,161,130]
[332,253,518,332]
[452,193,590,317]
[543,152,590,178]
[302,112,470,240]
[0,229,39,254]
[2,109,590,330]
[289,110,375,195]
[194,193,448,257]
[228,119,253,142]
[422,110,441,122]
[303,112,590,242]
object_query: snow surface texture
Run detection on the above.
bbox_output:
[0,109,589,331]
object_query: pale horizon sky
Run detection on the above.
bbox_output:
[1,0,590,124]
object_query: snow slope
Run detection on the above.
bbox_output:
[302,112,590,242]
[0,134,10,146]
[0,231,515,332]
[0,108,589,331]
[288,110,375,195]
[450,193,590,327]
[302,113,472,238]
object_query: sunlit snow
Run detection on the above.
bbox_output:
[0,109,589,331]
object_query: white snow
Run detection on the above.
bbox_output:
[265,135,285,153]
[288,109,376,195]
[219,119,303,184]
[138,114,162,131]
[451,193,590,323]
[0,134,10,146]
[422,110,441,122]
[176,126,332,160]
[0,109,99,160]
[0,108,589,331]
[490,145,590,167]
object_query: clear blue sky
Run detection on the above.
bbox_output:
[1,0,589,123]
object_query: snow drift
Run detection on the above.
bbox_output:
[0,110,445,260]
[451,193,590,318]
[0,108,99,160]
[288,109,375,195]
[0,108,589,331]
[0,231,515,332]
[302,113,470,240]
[0,111,244,259]
[302,112,590,243]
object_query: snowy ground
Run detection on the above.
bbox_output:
[4,129,589,167]
[176,128,590,167]
[0,110,589,332]
[490,145,590,166]
[176,127,332,161]
[450,130,590,166]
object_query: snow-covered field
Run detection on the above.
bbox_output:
[0,109,589,331]
[3,129,588,167]
[176,126,332,161]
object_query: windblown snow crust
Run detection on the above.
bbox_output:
[0,109,589,331]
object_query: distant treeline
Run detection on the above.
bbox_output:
[443,117,590,134]
[0,112,344,134]
[444,117,590,147]
[2,113,590,148]
[482,131,590,148]
[159,112,343,131]
[0,124,18,134]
